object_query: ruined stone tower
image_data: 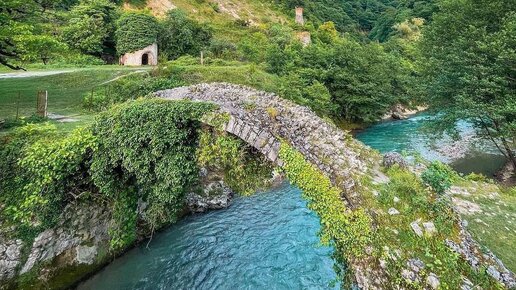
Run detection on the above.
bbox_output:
[295,7,304,25]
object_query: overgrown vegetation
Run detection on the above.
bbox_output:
[278,142,372,263]
[365,165,500,288]
[0,99,218,251]
[91,99,216,249]
[115,12,159,55]
[197,128,274,196]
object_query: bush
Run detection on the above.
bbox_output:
[421,161,458,194]
[91,99,216,249]
[196,129,274,196]
[0,115,47,130]
[158,9,212,60]
[116,12,159,55]
[4,126,97,227]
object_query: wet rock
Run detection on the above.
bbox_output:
[76,245,97,265]
[383,152,408,169]
[186,180,233,213]
[391,112,406,120]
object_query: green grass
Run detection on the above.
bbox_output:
[166,62,280,92]
[0,68,146,119]
[451,181,516,272]
[359,165,500,288]
[125,0,290,42]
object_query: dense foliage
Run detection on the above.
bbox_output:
[0,124,96,231]
[421,161,458,195]
[0,0,68,69]
[277,0,436,40]
[420,0,516,172]
[91,99,216,248]
[158,10,212,60]
[262,22,416,122]
[0,100,219,250]
[115,12,159,55]
[63,0,118,56]
[197,129,274,196]
[278,142,372,258]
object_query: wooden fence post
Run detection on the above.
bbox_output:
[36,90,48,117]
[16,92,20,120]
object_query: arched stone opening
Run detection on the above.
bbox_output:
[142,53,149,65]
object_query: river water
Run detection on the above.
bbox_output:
[78,183,338,290]
[79,113,503,289]
[355,113,506,176]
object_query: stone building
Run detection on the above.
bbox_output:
[295,7,304,25]
[119,43,158,66]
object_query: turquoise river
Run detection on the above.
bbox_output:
[78,113,504,289]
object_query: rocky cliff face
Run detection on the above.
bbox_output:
[0,201,112,289]
[0,168,236,289]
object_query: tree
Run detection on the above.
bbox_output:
[420,0,516,172]
[16,35,67,64]
[0,0,64,70]
[63,0,117,56]
[115,12,159,55]
[158,9,212,60]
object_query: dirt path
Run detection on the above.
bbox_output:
[0,70,75,79]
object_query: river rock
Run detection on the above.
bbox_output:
[76,245,97,264]
[186,180,233,213]
[427,273,440,289]
[388,208,400,215]
[383,152,408,169]
[410,221,423,237]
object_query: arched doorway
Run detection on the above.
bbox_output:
[142,53,149,65]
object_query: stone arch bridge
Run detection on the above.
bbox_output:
[155,83,371,205]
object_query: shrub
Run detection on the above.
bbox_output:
[90,99,216,249]
[421,161,458,194]
[158,9,212,60]
[196,129,274,196]
[5,126,97,227]
[116,12,159,55]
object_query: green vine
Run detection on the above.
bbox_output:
[196,128,274,196]
[91,98,216,249]
[115,12,159,55]
[278,142,372,259]
[6,126,97,228]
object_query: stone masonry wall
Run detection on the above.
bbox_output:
[155,83,370,206]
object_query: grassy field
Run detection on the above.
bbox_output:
[0,67,147,119]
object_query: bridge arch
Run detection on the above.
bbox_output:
[155,83,369,204]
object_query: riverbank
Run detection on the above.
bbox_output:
[356,111,508,179]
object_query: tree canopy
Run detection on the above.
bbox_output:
[115,12,159,55]
[420,0,516,170]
